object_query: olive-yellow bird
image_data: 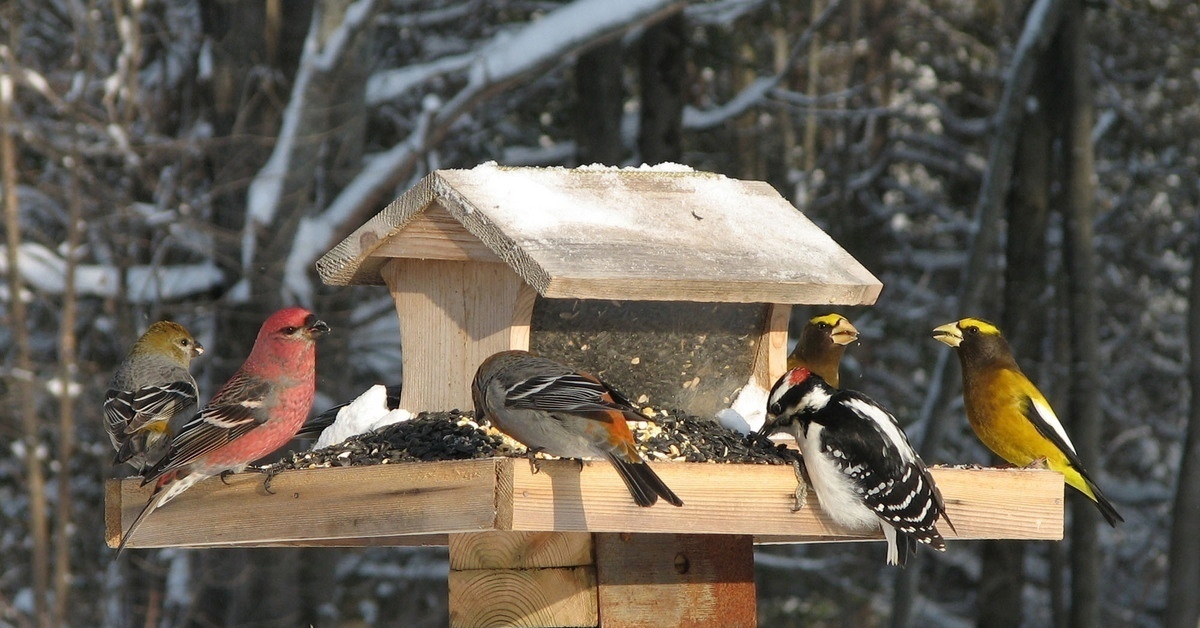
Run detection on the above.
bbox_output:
[786,313,859,388]
[933,317,1122,526]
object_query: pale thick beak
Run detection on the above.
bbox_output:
[830,319,859,346]
[305,315,331,337]
[192,342,205,358]
[932,322,962,348]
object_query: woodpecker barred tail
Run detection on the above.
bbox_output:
[760,367,952,567]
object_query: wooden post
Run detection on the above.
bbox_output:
[449,531,598,628]
[595,533,756,627]
[382,257,536,412]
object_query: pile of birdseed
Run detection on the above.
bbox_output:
[266,408,800,472]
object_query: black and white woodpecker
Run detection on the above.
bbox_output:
[758,368,955,566]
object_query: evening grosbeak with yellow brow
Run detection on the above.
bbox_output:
[787,313,859,388]
[104,321,204,474]
[473,350,683,508]
[117,308,329,552]
[933,317,1123,526]
[758,367,953,566]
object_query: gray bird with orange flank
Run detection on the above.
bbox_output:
[472,350,683,508]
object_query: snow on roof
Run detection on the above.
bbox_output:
[316,165,881,305]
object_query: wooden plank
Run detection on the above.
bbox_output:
[752,303,792,391]
[317,166,883,306]
[382,258,530,412]
[370,201,502,262]
[104,458,1063,548]
[595,533,755,628]
[505,461,1064,541]
[106,460,503,549]
[449,566,598,628]
[449,532,594,570]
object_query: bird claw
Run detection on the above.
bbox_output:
[1024,456,1050,470]
[261,468,279,495]
[526,449,543,475]
[219,470,235,485]
[791,460,809,512]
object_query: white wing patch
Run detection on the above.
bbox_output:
[843,398,915,464]
[1030,397,1077,454]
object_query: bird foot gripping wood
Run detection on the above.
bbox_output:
[1023,456,1050,471]
[257,463,285,495]
[791,459,808,512]
[526,448,543,475]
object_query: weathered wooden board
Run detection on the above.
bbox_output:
[316,165,882,305]
[595,533,756,628]
[382,258,535,412]
[107,459,1063,549]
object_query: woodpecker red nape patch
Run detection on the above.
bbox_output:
[787,368,811,386]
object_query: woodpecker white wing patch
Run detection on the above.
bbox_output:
[842,397,917,464]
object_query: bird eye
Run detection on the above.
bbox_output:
[966,326,979,335]
[179,338,190,346]
[768,402,783,416]
[817,322,829,330]
[282,326,298,335]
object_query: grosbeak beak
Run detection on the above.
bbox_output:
[472,350,683,507]
[104,321,204,474]
[933,318,1122,526]
[786,313,859,388]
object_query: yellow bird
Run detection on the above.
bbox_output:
[933,318,1122,526]
[786,313,859,388]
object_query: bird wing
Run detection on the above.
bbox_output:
[817,394,907,484]
[1020,391,1090,469]
[821,392,949,527]
[504,372,623,422]
[143,374,274,483]
[122,381,199,433]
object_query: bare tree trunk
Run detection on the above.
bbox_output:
[574,40,625,166]
[976,27,1056,628]
[1,71,51,628]
[1059,1,1103,625]
[638,12,685,164]
[1167,212,1200,628]
[51,145,84,627]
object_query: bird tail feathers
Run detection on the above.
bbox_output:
[607,455,683,508]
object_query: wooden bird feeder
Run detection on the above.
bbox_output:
[106,165,1066,627]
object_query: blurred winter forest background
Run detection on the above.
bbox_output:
[1,0,1196,625]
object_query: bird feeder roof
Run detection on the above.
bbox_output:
[316,164,882,305]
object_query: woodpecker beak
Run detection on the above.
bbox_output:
[830,318,859,346]
[305,315,331,337]
[756,419,777,440]
[932,322,962,348]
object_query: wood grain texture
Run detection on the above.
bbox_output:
[752,303,792,391]
[595,533,755,628]
[370,202,501,262]
[383,257,528,412]
[106,460,502,549]
[316,166,883,306]
[449,532,594,570]
[504,460,1064,542]
[449,566,598,628]
[105,458,1064,548]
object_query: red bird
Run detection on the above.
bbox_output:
[117,308,329,552]
[472,350,683,508]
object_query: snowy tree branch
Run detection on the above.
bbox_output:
[280,0,687,304]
